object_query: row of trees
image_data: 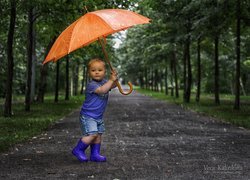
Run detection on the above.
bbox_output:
[1,0,137,117]
[117,0,250,109]
[1,0,250,118]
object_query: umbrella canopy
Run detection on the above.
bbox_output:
[43,9,150,64]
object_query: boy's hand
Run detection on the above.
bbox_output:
[96,69,118,94]
[110,69,118,82]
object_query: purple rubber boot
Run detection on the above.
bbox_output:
[72,139,89,162]
[90,144,106,162]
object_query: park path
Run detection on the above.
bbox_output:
[0,89,250,180]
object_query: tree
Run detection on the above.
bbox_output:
[65,55,69,100]
[25,6,35,111]
[54,61,60,103]
[171,50,179,98]
[4,0,16,117]
[234,0,241,110]
[0,1,10,98]
[36,37,56,103]
[214,33,220,105]
[72,60,80,96]
[196,37,201,102]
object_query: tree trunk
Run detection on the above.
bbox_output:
[4,0,16,117]
[139,73,144,89]
[196,38,201,102]
[240,78,246,96]
[31,14,37,102]
[36,65,48,103]
[73,61,79,96]
[187,39,192,103]
[25,7,34,111]
[145,68,148,90]
[165,66,168,95]
[80,65,86,94]
[234,0,241,110]
[65,55,69,100]
[54,61,60,103]
[154,69,159,92]
[214,35,220,105]
[160,70,163,93]
[172,50,179,98]
[150,67,153,91]
[184,37,192,103]
[36,37,56,103]
[183,45,187,101]
[170,59,174,96]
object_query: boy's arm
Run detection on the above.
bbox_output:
[95,70,118,94]
[95,80,115,94]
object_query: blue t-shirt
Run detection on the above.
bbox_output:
[80,79,109,119]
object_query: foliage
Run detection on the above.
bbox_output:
[116,0,250,97]
[0,0,137,98]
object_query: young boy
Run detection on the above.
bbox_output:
[72,58,117,162]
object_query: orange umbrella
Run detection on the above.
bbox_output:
[43,9,150,95]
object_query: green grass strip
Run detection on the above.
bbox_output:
[136,88,250,129]
[0,95,83,152]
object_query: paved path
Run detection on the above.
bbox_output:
[0,89,250,180]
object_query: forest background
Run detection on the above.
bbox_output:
[0,0,250,137]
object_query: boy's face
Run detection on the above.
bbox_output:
[89,62,106,81]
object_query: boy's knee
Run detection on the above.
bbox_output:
[90,134,98,138]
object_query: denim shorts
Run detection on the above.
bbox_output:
[79,115,105,136]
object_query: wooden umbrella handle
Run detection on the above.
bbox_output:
[116,81,133,95]
[98,37,133,95]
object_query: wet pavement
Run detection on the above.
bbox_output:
[0,89,250,179]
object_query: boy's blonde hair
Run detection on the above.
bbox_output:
[88,58,106,70]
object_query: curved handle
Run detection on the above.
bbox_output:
[115,81,133,95]
[98,38,133,96]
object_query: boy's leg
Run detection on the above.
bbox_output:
[73,115,99,162]
[92,134,101,144]
[81,134,98,144]
[72,139,89,162]
[90,134,106,162]
[72,134,98,162]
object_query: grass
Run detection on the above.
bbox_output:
[0,95,83,152]
[136,88,250,129]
